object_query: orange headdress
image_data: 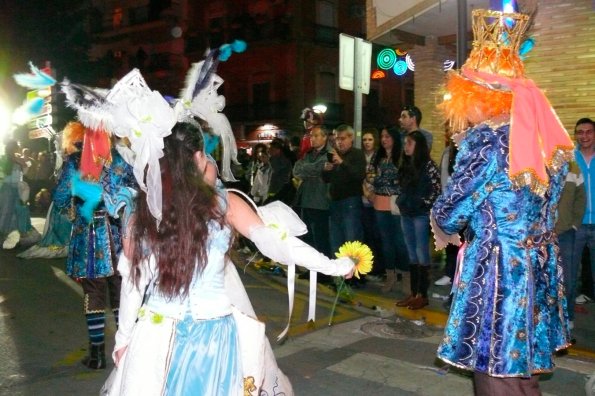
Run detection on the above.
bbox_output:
[439,9,574,195]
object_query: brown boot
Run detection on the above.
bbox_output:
[395,294,416,307]
[408,295,429,310]
[381,269,397,293]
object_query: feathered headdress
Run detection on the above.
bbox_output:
[174,40,247,182]
[106,69,177,225]
[59,79,114,181]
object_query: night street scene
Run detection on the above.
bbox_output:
[1,0,595,395]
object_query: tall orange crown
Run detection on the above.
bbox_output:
[464,9,531,78]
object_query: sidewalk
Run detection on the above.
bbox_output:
[251,261,595,361]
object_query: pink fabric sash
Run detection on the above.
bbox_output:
[461,67,574,191]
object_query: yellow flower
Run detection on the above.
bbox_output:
[335,241,374,279]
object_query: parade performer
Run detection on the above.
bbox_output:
[299,107,324,159]
[53,116,136,370]
[431,9,574,394]
[18,133,72,259]
[0,140,41,249]
[97,47,358,393]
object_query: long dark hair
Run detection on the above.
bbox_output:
[372,126,401,169]
[398,131,430,188]
[131,121,225,298]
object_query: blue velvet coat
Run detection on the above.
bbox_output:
[432,123,570,377]
[54,150,135,278]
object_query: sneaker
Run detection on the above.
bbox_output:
[434,275,452,286]
[575,294,593,305]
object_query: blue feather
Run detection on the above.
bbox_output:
[71,172,103,223]
[219,44,232,61]
[519,37,535,60]
[13,62,56,89]
[27,97,45,115]
[231,40,247,53]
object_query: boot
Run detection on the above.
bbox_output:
[81,343,106,369]
[381,269,397,293]
[408,265,429,310]
[396,264,419,306]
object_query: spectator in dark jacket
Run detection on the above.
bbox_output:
[395,131,440,310]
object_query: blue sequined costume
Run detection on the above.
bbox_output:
[432,123,570,377]
[53,150,135,278]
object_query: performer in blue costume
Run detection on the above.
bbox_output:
[53,121,136,369]
[0,140,41,249]
[431,9,574,395]
[18,136,72,260]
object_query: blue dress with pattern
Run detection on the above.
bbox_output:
[432,123,570,377]
[53,150,135,278]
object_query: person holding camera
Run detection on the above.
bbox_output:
[322,124,367,258]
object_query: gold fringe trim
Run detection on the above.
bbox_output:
[509,144,576,196]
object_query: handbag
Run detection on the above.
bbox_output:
[390,195,400,215]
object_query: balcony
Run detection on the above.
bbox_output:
[314,25,339,46]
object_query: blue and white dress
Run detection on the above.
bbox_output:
[113,190,242,395]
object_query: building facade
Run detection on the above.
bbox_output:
[86,0,406,142]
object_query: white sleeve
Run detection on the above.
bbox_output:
[249,224,354,276]
[112,254,151,361]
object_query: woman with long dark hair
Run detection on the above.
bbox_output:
[395,131,440,310]
[112,121,355,394]
[369,126,410,292]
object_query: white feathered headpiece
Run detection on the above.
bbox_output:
[106,69,177,225]
[174,40,247,182]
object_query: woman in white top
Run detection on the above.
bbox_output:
[111,122,355,395]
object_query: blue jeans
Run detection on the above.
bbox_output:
[401,215,431,266]
[573,224,595,300]
[558,229,576,320]
[375,210,409,271]
[329,196,363,254]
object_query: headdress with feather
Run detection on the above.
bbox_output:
[106,69,176,225]
[174,39,247,182]
[59,79,113,181]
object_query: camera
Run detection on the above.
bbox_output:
[326,152,334,162]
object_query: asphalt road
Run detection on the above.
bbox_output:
[1,246,594,395]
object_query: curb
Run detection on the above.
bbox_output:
[242,263,595,362]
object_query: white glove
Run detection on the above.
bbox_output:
[249,224,354,276]
[113,254,150,361]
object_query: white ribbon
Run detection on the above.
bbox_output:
[110,89,175,224]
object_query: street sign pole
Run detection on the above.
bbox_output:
[339,34,371,149]
[353,37,363,149]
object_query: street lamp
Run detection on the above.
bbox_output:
[312,104,327,114]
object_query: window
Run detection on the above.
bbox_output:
[318,72,336,102]
[113,7,123,30]
[316,0,337,27]
[253,82,270,105]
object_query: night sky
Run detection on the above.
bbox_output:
[1,0,92,107]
